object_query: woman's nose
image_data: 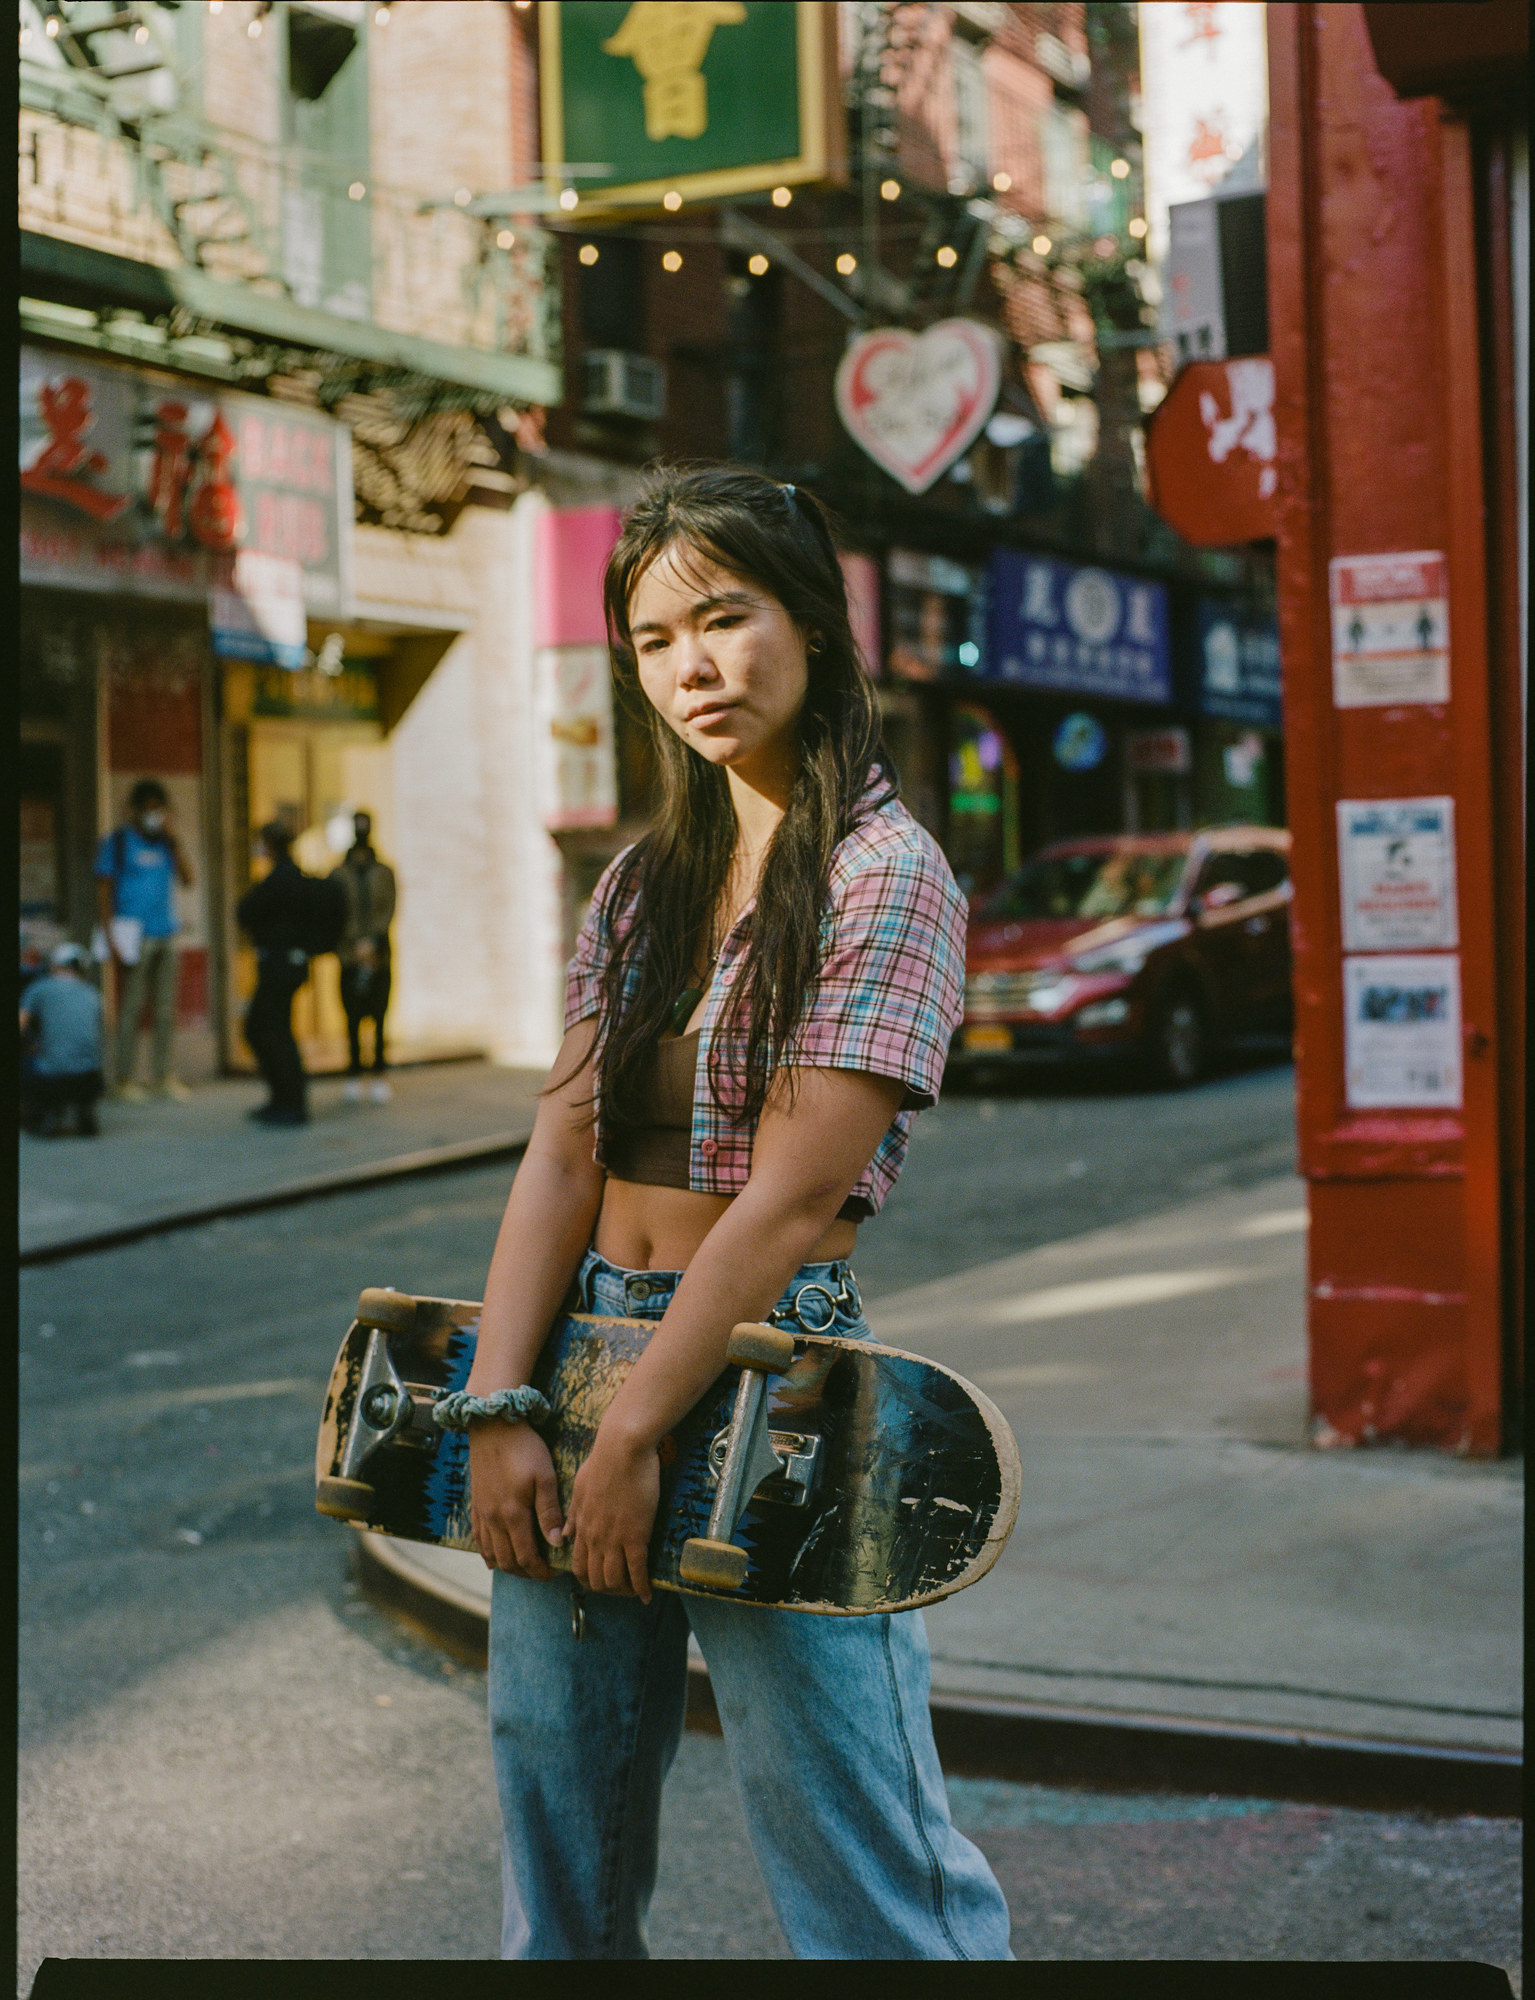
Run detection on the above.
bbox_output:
[676,639,720,687]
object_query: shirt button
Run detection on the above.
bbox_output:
[700,1139,718,1157]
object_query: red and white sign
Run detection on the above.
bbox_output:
[1329,552,1450,707]
[18,345,352,617]
[1126,726,1192,775]
[1137,2,1269,264]
[1145,357,1277,546]
[536,644,617,832]
[834,320,1002,494]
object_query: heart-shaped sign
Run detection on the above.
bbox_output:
[835,319,1003,494]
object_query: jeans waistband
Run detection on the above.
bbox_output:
[575,1247,865,1337]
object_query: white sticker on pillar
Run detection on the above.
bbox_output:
[1337,797,1458,951]
[1329,552,1449,707]
[1343,953,1462,1110]
[535,644,617,831]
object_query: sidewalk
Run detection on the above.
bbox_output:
[18,1059,546,1261]
[362,1172,1522,1800]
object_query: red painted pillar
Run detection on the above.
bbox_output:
[1266,4,1519,1452]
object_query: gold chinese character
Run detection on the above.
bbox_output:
[601,1,747,141]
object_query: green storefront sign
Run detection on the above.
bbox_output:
[540,1,838,214]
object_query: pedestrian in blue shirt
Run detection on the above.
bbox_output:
[20,942,105,1137]
[94,777,195,1101]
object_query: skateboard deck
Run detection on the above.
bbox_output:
[316,1288,1020,1615]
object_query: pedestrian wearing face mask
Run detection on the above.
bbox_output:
[94,777,195,1102]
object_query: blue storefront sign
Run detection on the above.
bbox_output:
[1197,600,1282,727]
[985,551,1171,705]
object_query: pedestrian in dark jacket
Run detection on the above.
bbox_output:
[236,821,311,1126]
[333,810,397,1104]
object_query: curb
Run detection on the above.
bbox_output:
[19,1129,530,1266]
[349,1531,1522,1821]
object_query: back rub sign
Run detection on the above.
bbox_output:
[835,320,1002,494]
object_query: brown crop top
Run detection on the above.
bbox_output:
[602,1030,872,1222]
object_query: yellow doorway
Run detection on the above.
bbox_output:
[228,656,395,1074]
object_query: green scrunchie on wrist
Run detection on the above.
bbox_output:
[433,1385,551,1432]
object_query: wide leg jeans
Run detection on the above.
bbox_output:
[486,1250,1013,1961]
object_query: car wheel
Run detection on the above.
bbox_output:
[1146,986,1207,1087]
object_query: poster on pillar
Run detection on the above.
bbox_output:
[1329,552,1450,707]
[536,646,618,832]
[1342,953,1462,1111]
[1337,798,1458,952]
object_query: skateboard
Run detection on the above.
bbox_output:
[316,1288,1020,1615]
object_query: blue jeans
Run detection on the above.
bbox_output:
[487,1248,1014,1960]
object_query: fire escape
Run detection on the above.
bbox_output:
[19,0,561,527]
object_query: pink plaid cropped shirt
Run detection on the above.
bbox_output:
[563,782,968,1219]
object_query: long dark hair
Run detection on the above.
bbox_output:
[579,463,895,1136]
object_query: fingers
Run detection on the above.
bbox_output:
[507,1506,552,1581]
[625,1540,652,1605]
[535,1465,566,1550]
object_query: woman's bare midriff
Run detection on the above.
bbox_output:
[593,1174,858,1275]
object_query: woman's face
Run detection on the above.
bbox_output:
[628,543,810,787]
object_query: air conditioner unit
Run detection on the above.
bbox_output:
[582,350,667,421]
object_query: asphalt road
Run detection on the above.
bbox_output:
[17,1055,1521,1978]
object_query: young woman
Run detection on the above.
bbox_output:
[464,466,1013,1960]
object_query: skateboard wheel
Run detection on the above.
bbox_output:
[679,1536,750,1590]
[316,1476,375,1522]
[355,1288,416,1335]
[726,1324,796,1373]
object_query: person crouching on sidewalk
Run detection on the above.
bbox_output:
[236,821,312,1127]
[20,942,105,1137]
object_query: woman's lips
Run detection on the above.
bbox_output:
[686,702,735,726]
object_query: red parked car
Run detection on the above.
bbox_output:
[950,828,1293,1087]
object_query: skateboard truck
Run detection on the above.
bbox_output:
[679,1324,798,1591]
[317,1290,435,1522]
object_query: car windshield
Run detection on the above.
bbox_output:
[976,849,1189,922]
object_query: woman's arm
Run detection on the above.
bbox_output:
[465,1017,605,1576]
[563,1064,904,1600]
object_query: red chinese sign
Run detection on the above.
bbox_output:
[1144,356,1279,547]
[19,346,351,627]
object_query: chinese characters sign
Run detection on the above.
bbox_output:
[1145,357,1279,547]
[19,347,352,653]
[1197,599,1282,726]
[1137,3,1268,266]
[986,552,1171,705]
[540,1,836,214]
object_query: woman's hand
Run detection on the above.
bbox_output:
[564,1424,660,1602]
[467,1420,566,1577]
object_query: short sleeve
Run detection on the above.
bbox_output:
[562,845,638,1033]
[93,833,116,879]
[788,835,967,1109]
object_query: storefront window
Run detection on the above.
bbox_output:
[946,701,1019,899]
[887,549,978,682]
